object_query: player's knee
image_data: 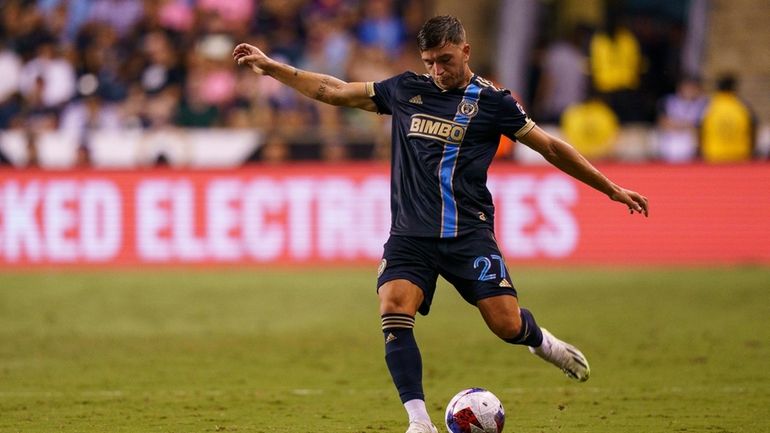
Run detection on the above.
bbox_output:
[379,295,411,314]
[378,280,423,315]
[488,316,522,340]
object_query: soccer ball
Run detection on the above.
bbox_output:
[445,388,505,433]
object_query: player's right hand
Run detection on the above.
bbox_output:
[233,43,270,75]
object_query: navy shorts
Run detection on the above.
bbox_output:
[376,229,517,315]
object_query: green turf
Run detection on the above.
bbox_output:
[1,266,769,433]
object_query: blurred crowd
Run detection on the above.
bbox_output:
[0,0,763,167]
[528,6,760,164]
[0,0,429,165]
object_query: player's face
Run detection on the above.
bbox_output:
[420,42,471,90]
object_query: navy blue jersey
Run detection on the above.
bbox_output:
[368,72,535,238]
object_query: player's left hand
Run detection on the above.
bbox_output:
[610,187,649,217]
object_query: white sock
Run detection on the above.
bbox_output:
[404,399,431,424]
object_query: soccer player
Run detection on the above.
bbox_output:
[234,15,649,433]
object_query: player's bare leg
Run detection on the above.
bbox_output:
[477,294,525,340]
[379,280,438,433]
[378,279,423,316]
[477,294,590,382]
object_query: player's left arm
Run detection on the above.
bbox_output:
[519,126,649,216]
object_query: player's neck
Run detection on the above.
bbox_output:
[459,69,474,88]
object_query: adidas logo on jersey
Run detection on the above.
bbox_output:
[499,279,512,288]
[409,95,423,104]
[385,333,397,343]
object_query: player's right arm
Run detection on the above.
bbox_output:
[233,43,378,112]
[497,93,648,216]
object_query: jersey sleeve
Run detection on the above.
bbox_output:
[368,72,409,115]
[497,92,536,140]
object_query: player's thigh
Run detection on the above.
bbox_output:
[438,229,517,305]
[377,235,439,316]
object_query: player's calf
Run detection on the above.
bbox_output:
[501,308,544,347]
[382,314,436,427]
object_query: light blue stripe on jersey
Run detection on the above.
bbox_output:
[439,80,482,238]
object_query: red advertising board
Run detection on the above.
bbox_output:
[1,163,768,267]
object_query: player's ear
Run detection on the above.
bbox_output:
[462,43,470,60]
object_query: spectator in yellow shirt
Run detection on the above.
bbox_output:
[560,94,619,160]
[589,11,645,122]
[699,74,756,163]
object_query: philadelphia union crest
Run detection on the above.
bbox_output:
[458,99,479,118]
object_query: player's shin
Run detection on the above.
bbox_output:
[503,308,544,347]
[382,313,430,423]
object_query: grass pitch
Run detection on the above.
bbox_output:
[0,266,769,433]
